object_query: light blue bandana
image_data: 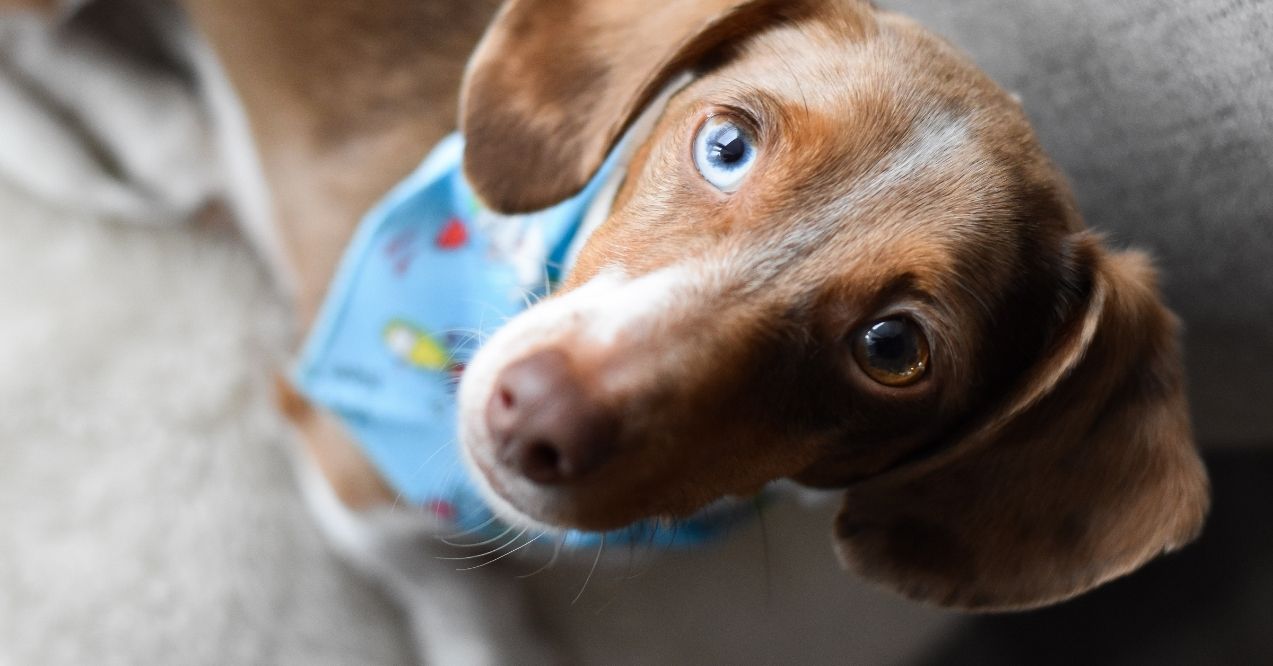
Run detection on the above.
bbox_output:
[293,134,754,548]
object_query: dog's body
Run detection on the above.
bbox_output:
[1,0,1223,662]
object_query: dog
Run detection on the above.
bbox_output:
[1,0,1211,662]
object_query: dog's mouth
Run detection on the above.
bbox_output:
[462,415,768,535]
[463,443,653,532]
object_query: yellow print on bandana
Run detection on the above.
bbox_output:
[383,319,449,371]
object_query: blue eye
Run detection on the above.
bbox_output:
[693,117,756,192]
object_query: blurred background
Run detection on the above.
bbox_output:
[1,0,1270,663]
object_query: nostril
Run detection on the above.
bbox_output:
[487,382,521,436]
[496,386,515,411]
[521,441,565,483]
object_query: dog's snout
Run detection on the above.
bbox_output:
[485,349,617,485]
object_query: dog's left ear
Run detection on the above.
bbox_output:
[833,236,1209,610]
[459,0,815,213]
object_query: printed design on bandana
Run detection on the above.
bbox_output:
[292,133,757,550]
[384,228,419,276]
[383,319,451,371]
[435,217,469,250]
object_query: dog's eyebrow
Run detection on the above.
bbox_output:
[711,86,789,139]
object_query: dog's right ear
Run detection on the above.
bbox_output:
[459,0,815,213]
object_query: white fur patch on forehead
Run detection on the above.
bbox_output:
[734,110,976,284]
[848,112,974,208]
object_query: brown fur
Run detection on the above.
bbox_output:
[170,0,1207,610]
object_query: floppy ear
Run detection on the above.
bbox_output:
[459,0,812,213]
[834,235,1209,610]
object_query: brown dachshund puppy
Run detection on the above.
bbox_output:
[3,0,1210,660]
[455,0,1208,611]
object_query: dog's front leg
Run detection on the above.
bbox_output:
[288,416,565,665]
[389,539,566,666]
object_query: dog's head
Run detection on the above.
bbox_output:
[456,0,1208,610]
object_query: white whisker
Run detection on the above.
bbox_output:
[441,522,515,548]
[517,534,565,579]
[436,526,528,560]
[572,535,606,605]
[391,438,456,511]
[457,531,546,571]
[439,514,499,541]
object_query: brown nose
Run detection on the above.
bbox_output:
[485,349,618,484]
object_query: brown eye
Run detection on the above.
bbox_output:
[853,318,930,387]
